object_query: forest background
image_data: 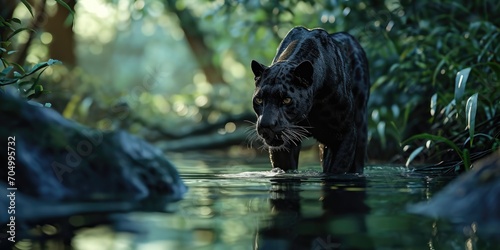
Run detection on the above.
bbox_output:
[1,0,499,171]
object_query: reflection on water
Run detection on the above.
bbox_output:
[6,157,500,250]
[259,176,371,250]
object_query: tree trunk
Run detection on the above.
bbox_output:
[8,0,46,68]
[164,0,226,85]
[43,0,76,67]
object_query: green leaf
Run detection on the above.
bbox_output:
[431,57,448,86]
[377,121,386,149]
[477,32,498,62]
[10,18,21,24]
[444,100,456,117]
[1,66,13,75]
[6,27,34,41]
[465,93,478,147]
[1,20,13,28]
[25,62,49,76]
[34,84,43,94]
[0,58,9,68]
[454,67,471,104]
[9,62,25,74]
[402,133,465,164]
[430,93,437,116]
[17,80,32,86]
[20,0,34,17]
[463,149,471,171]
[0,78,17,86]
[47,59,62,65]
[32,67,49,88]
[64,15,74,27]
[0,41,11,48]
[405,146,424,167]
[55,0,76,16]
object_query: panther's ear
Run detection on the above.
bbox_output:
[251,60,267,79]
[293,60,313,86]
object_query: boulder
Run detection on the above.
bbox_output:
[408,149,500,236]
[0,91,186,222]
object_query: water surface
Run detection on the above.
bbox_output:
[12,156,499,249]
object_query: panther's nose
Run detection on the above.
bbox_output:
[259,128,275,140]
[259,114,278,130]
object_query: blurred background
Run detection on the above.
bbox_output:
[1,0,499,165]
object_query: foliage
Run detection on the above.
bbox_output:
[0,0,72,99]
[213,0,500,167]
[0,58,61,99]
[208,0,500,165]
[392,0,500,172]
[5,0,498,166]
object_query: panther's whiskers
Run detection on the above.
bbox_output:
[244,120,262,150]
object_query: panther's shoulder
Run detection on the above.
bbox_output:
[279,27,332,48]
[273,27,333,63]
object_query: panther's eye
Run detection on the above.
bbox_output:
[282,97,292,105]
[254,97,263,104]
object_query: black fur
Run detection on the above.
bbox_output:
[251,27,370,174]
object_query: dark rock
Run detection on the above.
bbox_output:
[0,90,186,205]
[408,149,500,236]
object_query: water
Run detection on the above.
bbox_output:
[9,156,500,250]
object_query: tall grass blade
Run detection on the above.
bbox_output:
[430,93,437,116]
[454,67,471,105]
[406,146,424,167]
[465,93,478,147]
[402,133,465,165]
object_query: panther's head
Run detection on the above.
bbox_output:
[250,60,314,150]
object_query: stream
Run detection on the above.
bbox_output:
[8,154,499,250]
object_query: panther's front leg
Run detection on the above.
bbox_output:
[320,127,357,174]
[269,142,301,171]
